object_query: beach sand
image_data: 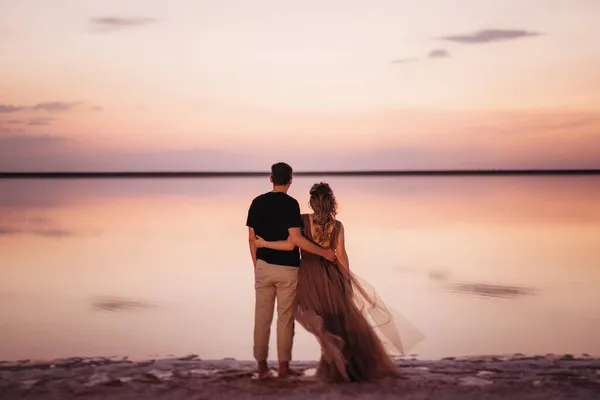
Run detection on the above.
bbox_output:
[1,354,599,399]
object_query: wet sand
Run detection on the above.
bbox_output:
[1,354,599,399]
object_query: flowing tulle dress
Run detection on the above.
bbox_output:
[295,214,424,382]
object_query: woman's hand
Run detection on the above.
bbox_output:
[255,235,267,248]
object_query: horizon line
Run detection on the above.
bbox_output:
[1,169,600,179]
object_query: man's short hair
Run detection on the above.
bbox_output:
[271,162,293,186]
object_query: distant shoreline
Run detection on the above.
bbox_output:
[1,169,599,179]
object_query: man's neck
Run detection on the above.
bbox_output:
[272,185,288,193]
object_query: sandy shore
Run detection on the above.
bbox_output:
[1,354,599,399]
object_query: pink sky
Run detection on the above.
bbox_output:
[1,0,599,171]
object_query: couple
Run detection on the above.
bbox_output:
[246,162,423,382]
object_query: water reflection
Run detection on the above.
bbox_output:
[91,296,157,313]
[394,266,418,274]
[0,214,99,238]
[0,176,599,361]
[428,270,450,282]
[445,282,536,299]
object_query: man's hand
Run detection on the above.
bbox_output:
[288,227,336,261]
[248,227,258,268]
[321,248,336,262]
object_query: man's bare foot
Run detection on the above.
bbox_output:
[257,361,270,379]
[283,369,303,378]
[278,362,303,378]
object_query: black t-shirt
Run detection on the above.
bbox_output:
[246,191,304,267]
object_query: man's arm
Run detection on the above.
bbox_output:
[248,227,258,268]
[335,222,350,270]
[246,199,259,268]
[288,227,335,261]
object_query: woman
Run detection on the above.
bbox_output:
[255,182,423,382]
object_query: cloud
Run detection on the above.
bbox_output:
[0,134,69,168]
[31,102,80,112]
[428,49,450,59]
[392,50,449,65]
[0,125,23,136]
[0,134,67,148]
[469,112,600,136]
[27,118,55,126]
[0,105,27,113]
[90,16,157,32]
[0,227,23,236]
[30,228,85,238]
[391,58,418,64]
[1,110,600,173]
[537,115,600,131]
[440,29,542,44]
[0,102,81,114]
[0,136,261,172]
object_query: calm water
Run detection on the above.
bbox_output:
[1,176,599,362]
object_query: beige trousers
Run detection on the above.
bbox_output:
[253,259,299,362]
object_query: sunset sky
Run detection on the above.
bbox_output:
[1,0,599,171]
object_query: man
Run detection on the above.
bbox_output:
[246,162,336,379]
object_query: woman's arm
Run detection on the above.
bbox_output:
[255,235,296,251]
[335,222,350,270]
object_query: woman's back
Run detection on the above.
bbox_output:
[303,213,338,244]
